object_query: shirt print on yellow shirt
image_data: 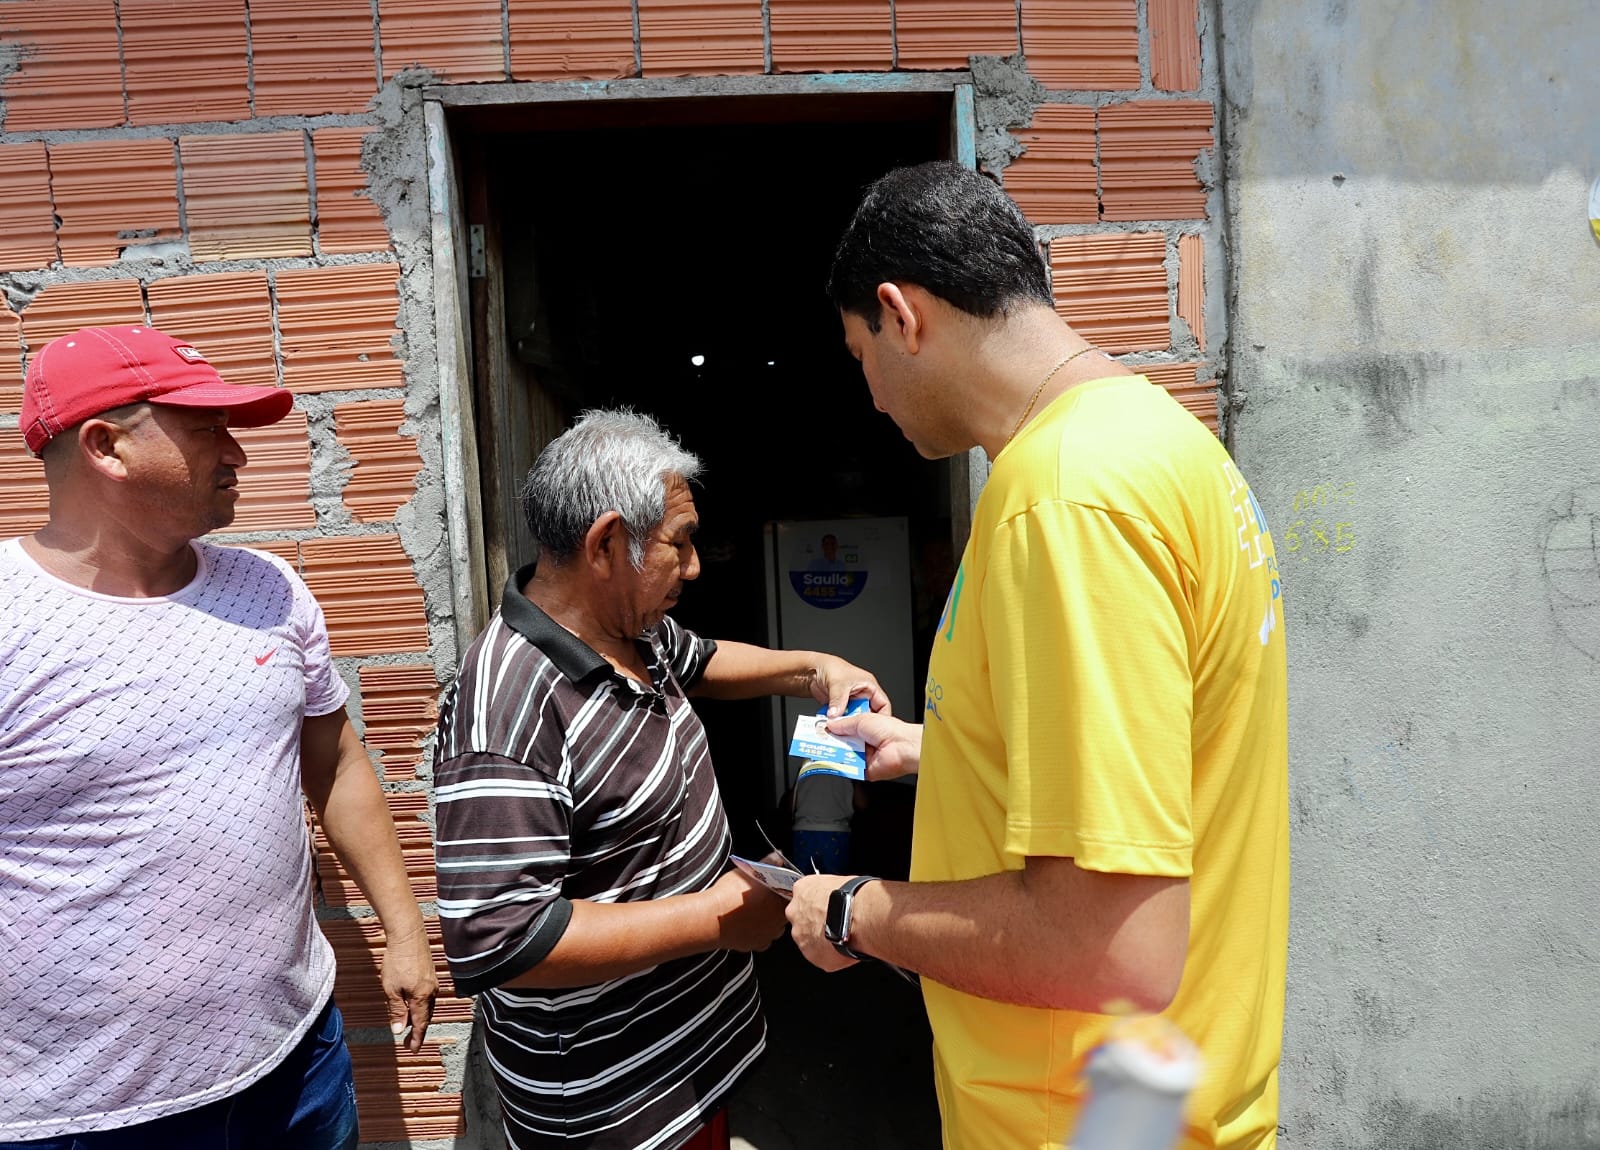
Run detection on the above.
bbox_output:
[925,562,965,723]
[1222,459,1283,646]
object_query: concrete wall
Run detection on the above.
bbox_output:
[1216,1,1600,1145]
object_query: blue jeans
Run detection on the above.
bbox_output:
[2,1000,359,1150]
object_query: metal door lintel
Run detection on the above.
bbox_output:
[424,72,974,108]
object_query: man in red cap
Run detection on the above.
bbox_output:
[0,326,438,1149]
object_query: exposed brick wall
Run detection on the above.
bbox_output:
[999,1,1220,430]
[0,1,1221,1144]
[0,2,447,1140]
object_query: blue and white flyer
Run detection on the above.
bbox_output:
[788,697,870,780]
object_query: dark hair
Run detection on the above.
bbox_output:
[827,161,1053,331]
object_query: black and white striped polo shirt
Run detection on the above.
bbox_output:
[434,569,764,1150]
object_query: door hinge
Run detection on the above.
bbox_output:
[469,224,486,279]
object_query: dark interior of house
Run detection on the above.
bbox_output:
[488,107,957,862]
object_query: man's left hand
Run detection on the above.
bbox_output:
[787,873,860,972]
[809,655,891,717]
[381,924,439,1052]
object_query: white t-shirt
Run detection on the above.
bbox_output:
[0,539,349,1139]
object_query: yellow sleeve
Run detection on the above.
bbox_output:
[984,500,1196,877]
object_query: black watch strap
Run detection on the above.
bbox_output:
[826,875,879,960]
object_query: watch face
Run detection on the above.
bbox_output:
[825,886,850,943]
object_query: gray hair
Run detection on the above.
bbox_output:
[520,408,702,570]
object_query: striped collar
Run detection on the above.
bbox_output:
[499,564,610,685]
[499,565,669,697]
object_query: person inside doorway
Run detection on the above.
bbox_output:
[433,409,890,1150]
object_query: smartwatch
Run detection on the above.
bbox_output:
[824,875,879,961]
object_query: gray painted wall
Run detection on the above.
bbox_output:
[1216,1,1600,1145]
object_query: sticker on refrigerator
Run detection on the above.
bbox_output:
[788,531,868,609]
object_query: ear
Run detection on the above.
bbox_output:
[583,511,628,579]
[75,418,133,483]
[876,283,923,355]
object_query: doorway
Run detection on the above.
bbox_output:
[462,90,963,842]
[453,84,962,1146]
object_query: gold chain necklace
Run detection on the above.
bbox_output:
[1006,345,1100,446]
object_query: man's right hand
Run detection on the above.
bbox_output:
[708,870,789,953]
[825,712,923,780]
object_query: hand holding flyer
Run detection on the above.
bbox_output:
[788,696,870,780]
[729,855,802,899]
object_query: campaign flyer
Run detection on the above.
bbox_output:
[788,696,870,780]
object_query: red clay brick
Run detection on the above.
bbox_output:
[20,280,146,347]
[323,915,473,1029]
[350,1042,462,1142]
[300,534,430,656]
[0,0,124,131]
[1048,232,1169,353]
[639,0,765,76]
[1149,0,1202,92]
[1140,361,1217,432]
[1097,99,1215,221]
[275,264,405,394]
[313,129,391,255]
[0,303,23,415]
[508,0,636,81]
[251,0,380,116]
[0,427,49,536]
[771,0,892,72]
[320,912,470,1143]
[1004,103,1098,225]
[894,0,1017,70]
[333,399,422,522]
[0,143,59,272]
[1022,0,1139,89]
[181,133,313,260]
[146,271,277,388]
[379,0,505,82]
[219,410,317,534]
[48,139,182,267]
[1178,232,1205,351]
[355,663,439,778]
[121,0,251,125]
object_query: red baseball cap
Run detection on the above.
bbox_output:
[20,324,294,456]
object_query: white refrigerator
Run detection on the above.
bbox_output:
[761,516,916,808]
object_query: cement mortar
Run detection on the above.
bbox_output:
[968,54,1041,174]
[0,40,22,135]
[363,70,461,685]
[1218,0,1600,1144]
[359,70,497,1146]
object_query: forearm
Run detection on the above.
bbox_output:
[305,741,426,942]
[843,865,1188,1013]
[691,640,822,701]
[500,893,721,988]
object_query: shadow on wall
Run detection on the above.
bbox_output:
[1216,0,1600,181]
[1360,1086,1600,1150]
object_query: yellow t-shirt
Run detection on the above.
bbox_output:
[915,375,1288,1150]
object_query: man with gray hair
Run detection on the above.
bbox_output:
[432,409,889,1150]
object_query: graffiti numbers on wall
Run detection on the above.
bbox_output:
[1283,481,1356,561]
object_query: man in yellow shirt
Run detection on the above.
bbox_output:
[786,161,1288,1149]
